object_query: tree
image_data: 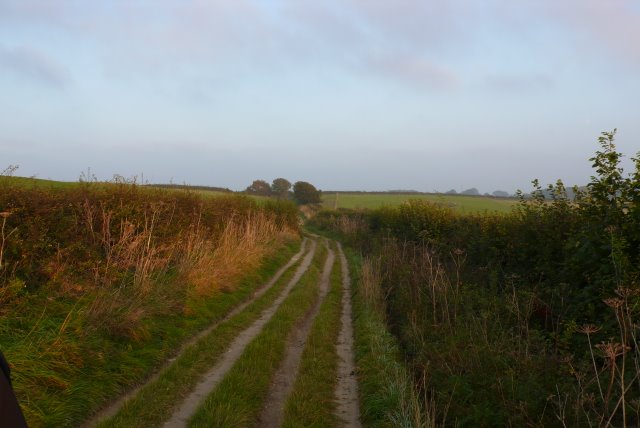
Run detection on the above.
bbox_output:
[461,188,480,196]
[445,189,457,195]
[271,178,292,199]
[293,181,321,204]
[492,190,510,198]
[246,179,271,196]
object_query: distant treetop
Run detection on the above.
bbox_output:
[271,178,292,199]
[245,179,272,196]
[461,188,480,196]
[293,181,321,205]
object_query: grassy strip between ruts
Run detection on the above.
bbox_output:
[346,248,433,428]
[187,242,328,427]
[95,239,306,427]
[281,240,342,427]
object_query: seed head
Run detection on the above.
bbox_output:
[577,324,601,335]
[603,298,624,309]
[596,341,630,359]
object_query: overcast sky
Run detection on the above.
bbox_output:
[1,1,639,193]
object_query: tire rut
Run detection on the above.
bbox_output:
[163,238,318,428]
[334,242,362,427]
[257,239,335,428]
[85,238,308,427]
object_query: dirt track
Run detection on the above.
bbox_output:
[335,243,362,427]
[89,236,362,427]
[163,239,317,427]
[85,238,309,428]
[257,239,335,428]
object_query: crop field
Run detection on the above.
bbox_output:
[322,192,518,213]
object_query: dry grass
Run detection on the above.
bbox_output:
[361,256,386,321]
[185,212,291,296]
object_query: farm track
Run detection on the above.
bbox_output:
[86,238,309,427]
[257,239,335,428]
[334,243,361,427]
[90,236,362,427]
[163,239,318,427]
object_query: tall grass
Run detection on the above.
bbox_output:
[351,251,435,427]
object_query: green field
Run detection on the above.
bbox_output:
[0,176,80,190]
[0,177,267,201]
[322,192,518,213]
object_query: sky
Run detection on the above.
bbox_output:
[1,0,639,193]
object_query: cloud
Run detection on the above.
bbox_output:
[2,1,637,91]
[484,73,554,92]
[366,52,458,89]
[347,0,469,48]
[539,0,640,68]
[0,45,70,87]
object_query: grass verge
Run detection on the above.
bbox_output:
[281,240,342,427]
[188,242,328,426]
[93,239,303,427]
[346,248,433,428]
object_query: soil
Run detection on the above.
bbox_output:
[334,243,362,427]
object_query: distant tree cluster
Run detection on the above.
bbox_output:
[245,178,321,205]
[444,188,513,198]
[461,187,480,196]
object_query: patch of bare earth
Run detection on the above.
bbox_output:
[162,239,318,428]
[334,243,361,427]
[257,239,335,428]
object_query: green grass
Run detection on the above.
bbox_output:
[188,242,328,427]
[322,192,517,213]
[0,175,80,189]
[96,240,305,427]
[0,176,268,202]
[282,241,342,427]
[346,249,432,428]
[3,240,301,428]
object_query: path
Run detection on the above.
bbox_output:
[88,236,364,428]
[163,239,318,427]
[85,238,309,427]
[257,239,335,428]
[334,242,362,427]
